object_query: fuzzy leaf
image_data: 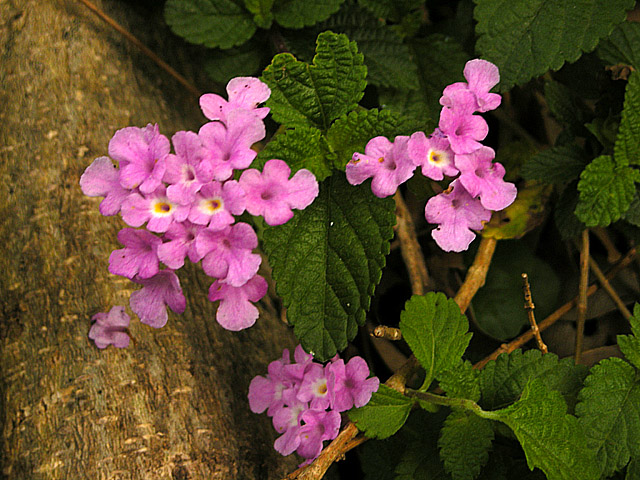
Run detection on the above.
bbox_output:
[254,127,335,181]
[615,72,640,166]
[244,0,273,28]
[474,0,634,90]
[399,293,472,390]
[439,410,494,480]
[272,0,345,28]
[327,109,405,169]
[263,174,395,361]
[439,361,481,402]
[261,32,367,130]
[576,357,640,477]
[598,21,640,70]
[618,303,640,369]
[521,145,590,184]
[493,379,600,480]
[480,350,588,411]
[575,155,640,227]
[349,385,414,439]
[164,0,256,49]
[554,181,586,240]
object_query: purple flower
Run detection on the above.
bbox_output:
[407,131,458,181]
[296,409,341,464]
[248,349,293,415]
[198,109,266,182]
[273,392,307,456]
[164,130,210,205]
[188,180,246,229]
[438,90,489,155]
[328,356,380,412]
[108,228,162,279]
[297,363,331,410]
[346,135,416,198]
[108,124,169,194]
[208,274,268,331]
[121,186,189,233]
[80,156,130,216]
[88,305,130,349]
[195,222,261,286]
[425,179,492,252]
[157,220,205,269]
[454,146,518,211]
[239,159,319,226]
[129,270,186,328]
[441,59,501,113]
[199,77,271,124]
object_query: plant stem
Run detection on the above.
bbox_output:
[575,229,590,364]
[394,191,430,294]
[454,236,497,313]
[405,389,502,421]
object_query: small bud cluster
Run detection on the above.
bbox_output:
[248,345,380,465]
[81,78,319,347]
[346,59,517,252]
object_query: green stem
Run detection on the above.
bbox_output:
[405,389,502,421]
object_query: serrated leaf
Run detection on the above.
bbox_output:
[624,192,640,228]
[439,410,494,480]
[492,379,600,480]
[576,357,640,477]
[261,31,367,130]
[349,385,414,439]
[554,181,585,240]
[203,40,265,83]
[164,0,256,49]
[575,155,639,227]
[521,145,590,184]
[254,127,335,180]
[396,443,452,480]
[628,459,640,480]
[273,0,345,29]
[327,109,404,169]
[439,361,481,402]
[474,0,634,90]
[615,72,640,166]
[358,0,424,22]
[244,0,273,28]
[544,80,590,134]
[263,174,395,360]
[618,303,640,371]
[399,293,472,390]
[480,350,588,411]
[598,21,640,70]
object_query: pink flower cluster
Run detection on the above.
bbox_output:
[81,78,319,347]
[248,345,380,465]
[346,59,517,252]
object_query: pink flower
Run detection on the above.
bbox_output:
[248,349,294,415]
[108,124,169,194]
[239,159,319,226]
[108,228,162,279]
[346,136,416,197]
[296,409,341,464]
[121,186,189,233]
[80,157,130,216]
[188,180,246,229]
[425,179,492,252]
[297,363,331,410]
[208,274,268,330]
[438,90,489,155]
[200,77,271,124]
[328,356,380,412]
[454,146,517,211]
[157,220,205,269]
[407,131,458,180]
[441,59,501,113]
[88,306,131,349]
[129,270,186,328]
[164,130,210,205]
[273,392,307,456]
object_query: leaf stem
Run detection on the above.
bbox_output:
[405,389,502,421]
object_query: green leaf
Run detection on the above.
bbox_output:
[263,174,395,361]
[244,0,273,28]
[439,410,494,480]
[575,155,640,227]
[399,293,472,390]
[358,0,424,22]
[543,80,591,134]
[327,109,405,169]
[615,72,640,166]
[439,361,481,402]
[598,21,640,70]
[618,303,640,369]
[554,181,586,240]
[474,0,634,90]
[576,357,640,477]
[628,458,640,480]
[480,350,588,411]
[261,32,367,130]
[254,127,335,180]
[164,0,256,49]
[273,0,345,29]
[623,192,640,228]
[492,379,600,480]
[521,145,589,184]
[349,385,414,439]
[203,40,265,83]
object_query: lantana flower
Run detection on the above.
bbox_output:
[129,270,186,328]
[441,59,501,113]
[200,77,271,124]
[79,157,130,216]
[88,306,131,349]
[407,130,458,180]
[207,274,268,331]
[109,227,162,279]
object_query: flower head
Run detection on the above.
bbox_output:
[441,59,501,113]
[407,130,458,180]
[328,356,380,411]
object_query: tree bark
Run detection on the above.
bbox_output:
[0,1,298,478]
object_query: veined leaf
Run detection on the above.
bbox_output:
[438,361,481,403]
[521,145,590,184]
[349,385,414,439]
[273,0,345,29]
[618,303,640,369]
[615,71,640,166]
[598,21,640,70]
[244,0,273,28]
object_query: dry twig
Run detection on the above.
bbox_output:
[521,273,548,354]
[576,229,590,364]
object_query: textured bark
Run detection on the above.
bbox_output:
[0,1,297,478]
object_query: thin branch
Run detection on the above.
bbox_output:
[588,256,633,321]
[372,326,402,341]
[76,0,202,98]
[394,191,430,295]
[521,273,547,354]
[575,229,590,364]
[475,247,637,369]
[454,237,498,313]
[592,227,622,263]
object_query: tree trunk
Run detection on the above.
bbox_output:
[0,1,297,478]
